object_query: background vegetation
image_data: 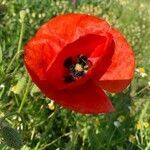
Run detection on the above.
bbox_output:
[0,0,149,149]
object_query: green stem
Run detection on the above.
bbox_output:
[40,132,72,150]
[107,127,117,149]
[139,100,149,123]
[0,112,25,131]
[131,86,148,97]
[18,78,31,113]
[14,94,19,106]
[5,51,22,73]
[145,143,150,150]
[34,142,41,150]
[17,19,25,57]
[6,17,25,73]
[135,100,150,146]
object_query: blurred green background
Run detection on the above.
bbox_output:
[0,0,149,150]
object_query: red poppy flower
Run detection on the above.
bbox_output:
[24,14,135,114]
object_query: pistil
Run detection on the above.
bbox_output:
[64,54,91,83]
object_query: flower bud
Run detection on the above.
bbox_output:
[19,10,26,23]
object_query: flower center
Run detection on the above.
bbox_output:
[64,54,91,83]
[74,64,83,72]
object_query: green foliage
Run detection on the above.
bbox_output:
[1,126,22,149]
[0,0,149,150]
[0,113,24,149]
[0,45,2,64]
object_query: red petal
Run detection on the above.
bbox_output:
[45,34,106,90]
[89,32,115,79]
[25,14,110,90]
[25,65,58,98]
[24,36,58,81]
[50,80,115,114]
[99,28,135,93]
[25,67,114,114]
[36,14,110,44]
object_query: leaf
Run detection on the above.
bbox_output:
[0,126,23,149]
[20,145,31,150]
[30,84,40,96]
[0,45,2,63]
[0,144,5,148]
[14,76,27,95]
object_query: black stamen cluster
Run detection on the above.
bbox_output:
[64,54,89,83]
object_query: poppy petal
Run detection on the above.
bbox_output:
[24,36,58,81]
[27,14,110,91]
[98,28,135,93]
[45,34,107,90]
[50,80,115,114]
[89,32,115,79]
[25,65,58,98]
[36,14,110,44]
[25,66,114,114]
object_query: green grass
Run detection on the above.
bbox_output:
[0,0,150,149]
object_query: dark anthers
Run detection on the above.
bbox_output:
[64,54,91,83]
